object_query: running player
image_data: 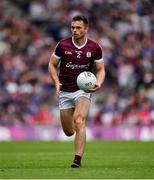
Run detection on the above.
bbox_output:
[48,15,105,168]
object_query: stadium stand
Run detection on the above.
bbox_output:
[0,0,153,128]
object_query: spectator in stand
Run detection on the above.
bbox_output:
[34,104,55,125]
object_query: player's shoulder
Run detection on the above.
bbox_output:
[58,37,72,46]
[87,38,102,49]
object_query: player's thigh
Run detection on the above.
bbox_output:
[74,96,91,120]
[60,108,74,132]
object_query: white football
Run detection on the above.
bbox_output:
[77,71,96,91]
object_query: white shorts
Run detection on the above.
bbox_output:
[59,90,92,110]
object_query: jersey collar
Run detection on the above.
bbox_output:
[72,37,88,49]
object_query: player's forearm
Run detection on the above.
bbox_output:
[48,63,59,85]
[96,68,105,87]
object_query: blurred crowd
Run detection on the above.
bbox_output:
[0,0,153,127]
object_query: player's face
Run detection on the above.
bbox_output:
[71,21,88,40]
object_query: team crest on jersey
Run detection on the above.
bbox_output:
[86,52,91,58]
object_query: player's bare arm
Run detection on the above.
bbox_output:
[86,61,105,93]
[48,55,62,96]
[96,61,105,87]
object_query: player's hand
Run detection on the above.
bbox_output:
[85,82,101,93]
[55,82,62,96]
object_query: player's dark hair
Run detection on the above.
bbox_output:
[72,15,89,26]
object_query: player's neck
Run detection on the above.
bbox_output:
[72,36,87,47]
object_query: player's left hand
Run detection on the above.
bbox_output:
[85,83,101,93]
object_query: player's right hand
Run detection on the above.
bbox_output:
[55,82,62,96]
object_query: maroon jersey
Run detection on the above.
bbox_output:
[53,37,103,92]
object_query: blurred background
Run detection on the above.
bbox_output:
[0,0,153,141]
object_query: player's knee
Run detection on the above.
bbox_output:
[73,113,84,122]
[74,114,85,131]
[64,130,74,137]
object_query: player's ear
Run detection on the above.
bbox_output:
[85,25,88,32]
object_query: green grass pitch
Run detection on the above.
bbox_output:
[0,140,154,179]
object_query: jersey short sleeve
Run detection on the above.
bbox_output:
[94,45,103,62]
[52,42,62,60]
